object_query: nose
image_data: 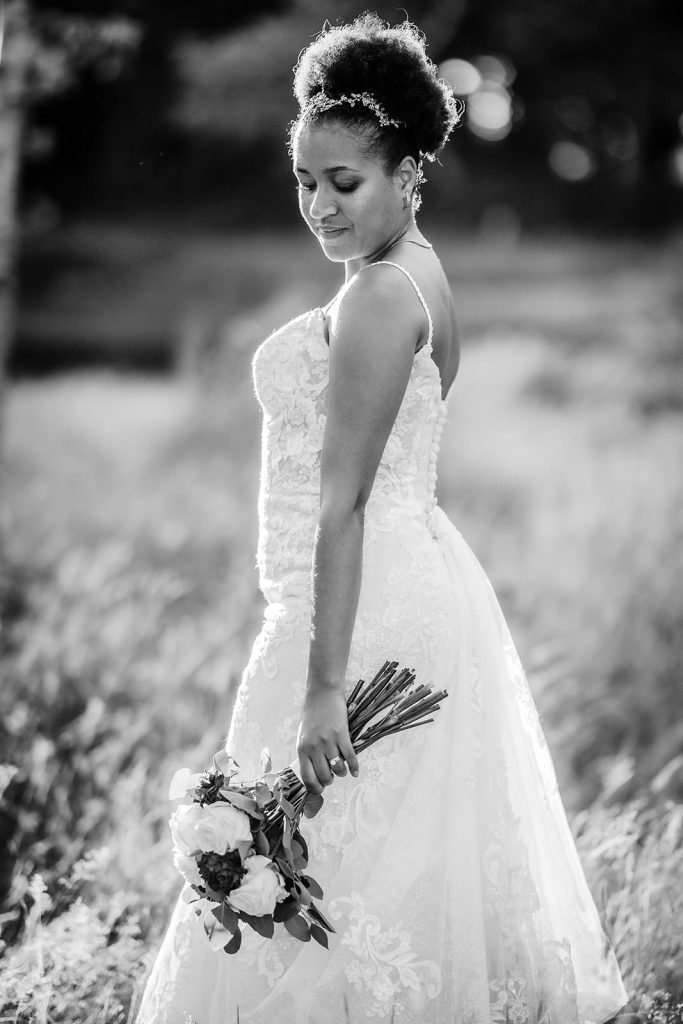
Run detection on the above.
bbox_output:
[308,183,338,221]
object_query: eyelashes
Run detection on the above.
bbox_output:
[296,182,359,194]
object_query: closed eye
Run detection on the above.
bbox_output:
[296,181,359,194]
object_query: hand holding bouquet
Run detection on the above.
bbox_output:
[168,661,447,955]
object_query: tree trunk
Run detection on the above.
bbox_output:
[0,0,28,518]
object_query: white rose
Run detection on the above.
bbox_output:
[169,802,204,856]
[172,850,204,889]
[193,802,252,855]
[227,855,287,917]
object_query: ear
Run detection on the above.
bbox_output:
[395,155,418,194]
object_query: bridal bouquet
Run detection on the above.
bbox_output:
[168,661,447,955]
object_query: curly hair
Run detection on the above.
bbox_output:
[289,13,462,184]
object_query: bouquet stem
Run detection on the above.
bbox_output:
[274,661,447,820]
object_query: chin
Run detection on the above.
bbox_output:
[317,237,352,262]
[319,247,348,263]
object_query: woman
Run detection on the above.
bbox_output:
[136,15,628,1024]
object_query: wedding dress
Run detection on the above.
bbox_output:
[136,260,628,1024]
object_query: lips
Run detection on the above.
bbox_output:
[318,226,347,237]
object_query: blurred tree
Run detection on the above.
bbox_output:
[0,0,30,504]
[0,0,140,509]
[20,0,288,214]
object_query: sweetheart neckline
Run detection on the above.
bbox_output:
[311,306,453,409]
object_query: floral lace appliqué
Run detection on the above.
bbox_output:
[330,892,442,1019]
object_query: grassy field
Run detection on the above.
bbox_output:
[1,225,683,1022]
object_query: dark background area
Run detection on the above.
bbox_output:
[19,0,683,234]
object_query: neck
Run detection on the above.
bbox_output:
[344,217,423,281]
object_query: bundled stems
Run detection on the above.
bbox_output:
[272,661,447,822]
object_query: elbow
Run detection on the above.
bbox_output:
[319,493,367,530]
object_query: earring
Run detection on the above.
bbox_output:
[403,190,413,209]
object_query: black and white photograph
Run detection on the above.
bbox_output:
[1,1,682,1022]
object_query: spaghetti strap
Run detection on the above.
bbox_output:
[365,259,434,350]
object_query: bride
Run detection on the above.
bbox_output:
[136,14,628,1024]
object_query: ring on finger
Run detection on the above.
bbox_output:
[328,755,342,768]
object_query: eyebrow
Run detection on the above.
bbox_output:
[295,165,359,174]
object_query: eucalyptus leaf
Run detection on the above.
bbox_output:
[294,831,309,861]
[213,749,233,777]
[284,914,311,942]
[277,793,297,818]
[224,927,242,954]
[307,902,336,933]
[275,856,294,879]
[240,912,275,939]
[294,882,311,907]
[273,899,301,922]
[310,923,329,949]
[302,874,323,899]
[291,839,304,861]
[220,790,258,814]
[212,901,238,935]
[303,793,324,818]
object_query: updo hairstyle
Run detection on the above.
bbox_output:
[290,13,463,207]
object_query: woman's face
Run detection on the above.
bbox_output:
[293,121,411,266]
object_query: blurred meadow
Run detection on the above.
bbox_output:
[1,1,683,1022]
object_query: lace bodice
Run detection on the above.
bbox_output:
[251,262,448,605]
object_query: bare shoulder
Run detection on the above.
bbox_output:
[328,261,426,352]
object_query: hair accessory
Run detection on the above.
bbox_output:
[302,91,404,129]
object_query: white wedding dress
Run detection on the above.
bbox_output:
[136,262,628,1024]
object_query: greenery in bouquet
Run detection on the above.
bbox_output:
[169,749,333,954]
[168,661,447,955]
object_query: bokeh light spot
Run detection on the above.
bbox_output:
[548,141,596,182]
[670,145,683,187]
[468,84,512,141]
[439,58,481,96]
[473,54,515,88]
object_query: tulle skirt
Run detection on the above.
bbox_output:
[136,507,628,1024]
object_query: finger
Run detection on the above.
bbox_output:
[327,750,347,777]
[311,750,334,789]
[339,736,360,778]
[298,753,324,796]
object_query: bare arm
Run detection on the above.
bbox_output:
[296,265,427,795]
